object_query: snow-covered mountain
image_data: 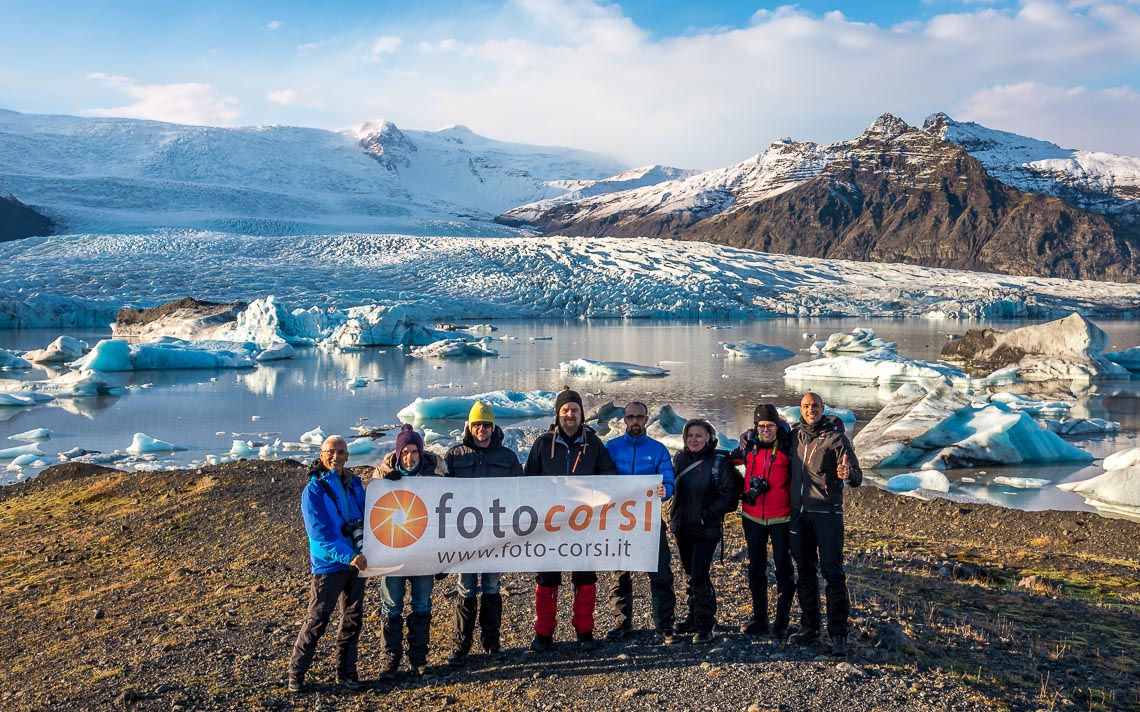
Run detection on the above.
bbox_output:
[925,112,1140,214]
[0,109,629,236]
[505,114,1140,283]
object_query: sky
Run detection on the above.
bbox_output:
[2,0,1139,169]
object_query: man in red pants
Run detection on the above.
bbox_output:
[524,388,618,652]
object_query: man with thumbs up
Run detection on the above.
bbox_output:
[788,392,862,657]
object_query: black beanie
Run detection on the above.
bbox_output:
[554,387,583,414]
[754,404,780,425]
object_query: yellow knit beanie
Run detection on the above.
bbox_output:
[468,400,495,425]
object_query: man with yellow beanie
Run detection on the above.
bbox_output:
[443,400,525,666]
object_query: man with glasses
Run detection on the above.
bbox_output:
[288,435,368,693]
[789,392,862,657]
[443,401,525,667]
[603,402,679,645]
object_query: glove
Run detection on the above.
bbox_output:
[434,572,448,581]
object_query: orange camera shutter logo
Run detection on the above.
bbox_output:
[371,490,429,548]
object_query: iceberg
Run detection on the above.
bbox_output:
[1105,346,1140,372]
[22,335,89,363]
[887,471,951,493]
[73,337,267,371]
[2,369,120,398]
[9,453,45,467]
[0,443,44,459]
[127,433,189,454]
[329,304,447,347]
[559,359,669,380]
[992,476,1051,488]
[645,405,690,452]
[1103,447,1140,471]
[299,427,327,445]
[8,428,52,441]
[1045,418,1119,437]
[0,349,32,370]
[398,390,557,423]
[229,440,259,457]
[785,347,965,385]
[0,392,54,407]
[256,342,296,361]
[853,382,1092,470]
[1059,457,1140,519]
[987,393,1071,414]
[722,341,796,361]
[70,339,132,371]
[812,327,897,354]
[411,337,498,358]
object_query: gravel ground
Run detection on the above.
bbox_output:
[0,460,1136,712]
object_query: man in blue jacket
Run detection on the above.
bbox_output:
[604,401,679,645]
[287,435,369,693]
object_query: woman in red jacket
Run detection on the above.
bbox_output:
[729,404,795,638]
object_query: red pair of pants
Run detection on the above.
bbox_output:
[534,571,597,635]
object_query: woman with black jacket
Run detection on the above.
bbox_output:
[669,418,740,644]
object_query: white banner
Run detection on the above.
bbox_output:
[361,475,662,577]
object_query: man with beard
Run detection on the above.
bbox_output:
[603,401,679,645]
[524,387,617,653]
[788,392,862,657]
[444,401,524,666]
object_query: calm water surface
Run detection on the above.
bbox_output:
[2,318,1138,516]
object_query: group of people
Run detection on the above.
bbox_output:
[285,389,862,693]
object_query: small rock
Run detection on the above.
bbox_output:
[94,608,106,620]
[836,661,867,676]
[154,684,172,694]
[615,653,630,661]
[620,688,646,700]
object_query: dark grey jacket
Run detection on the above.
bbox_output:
[789,416,862,513]
[445,425,524,479]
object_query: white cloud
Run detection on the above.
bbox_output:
[265,20,282,31]
[297,41,324,56]
[267,88,299,106]
[367,35,401,60]
[417,38,461,52]
[84,73,240,125]
[955,82,1140,154]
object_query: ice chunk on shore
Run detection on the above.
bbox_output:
[812,327,897,354]
[398,390,557,422]
[1059,456,1140,518]
[0,349,32,370]
[559,359,668,380]
[722,341,796,361]
[23,336,89,364]
[785,347,965,385]
[0,443,44,459]
[412,337,498,358]
[887,471,950,493]
[127,433,188,454]
[9,428,52,441]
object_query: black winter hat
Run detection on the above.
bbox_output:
[394,423,424,458]
[554,387,583,414]
[754,404,780,425]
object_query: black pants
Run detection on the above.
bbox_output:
[790,510,850,637]
[673,530,720,633]
[742,517,795,603]
[608,525,676,632]
[535,570,597,587]
[288,569,366,679]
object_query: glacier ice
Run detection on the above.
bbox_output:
[127,433,188,454]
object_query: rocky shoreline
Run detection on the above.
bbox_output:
[1,460,1137,711]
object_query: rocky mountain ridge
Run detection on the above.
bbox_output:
[504,113,1140,282]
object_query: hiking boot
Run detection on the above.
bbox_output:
[770,622,789,640]
[409,659,429,677]
[528,633,554,653]
[286,677,307,694]
[576,631,598,651]
[742,618,768,636]
[337,676,366,691]
[830,637,849,657]
[605,626,630,642]
[692,630,714,645]
[447,651,468,667]
[674,617,696,634]
[790,627,820,646]
[377,656,400,679]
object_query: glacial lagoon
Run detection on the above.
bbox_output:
[2,317,1138,517]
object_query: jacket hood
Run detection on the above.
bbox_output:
[682,418,718,452]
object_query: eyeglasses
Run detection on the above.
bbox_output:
[321,449,349,456]
[624,414,647,421]
[470,422,494,429]
[756,423,778,430]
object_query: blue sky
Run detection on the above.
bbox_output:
[2,1,1138,167]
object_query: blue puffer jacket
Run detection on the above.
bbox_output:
[605,432,675,500]
[302,460,366,574]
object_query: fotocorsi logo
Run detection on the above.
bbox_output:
[370,490,429,548]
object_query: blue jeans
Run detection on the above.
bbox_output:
[457,572,501,598]
[380,575,434,618]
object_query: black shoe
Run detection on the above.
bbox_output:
[337,676,366,691]
[830,637,849,657]
[675,618,696,634]
[287,677,307,694]
[712,621,734,635]
[576,632,598,651]
[484,645,505,659]
[528,633,554,653]
[743,619,768,636]
[409,659,428,677]
[770,624,788,640]
[790,628,820,646]
[605,626,630,642]
[447,651,468,667]
[660,630,682,646]
[693,630,714,645]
